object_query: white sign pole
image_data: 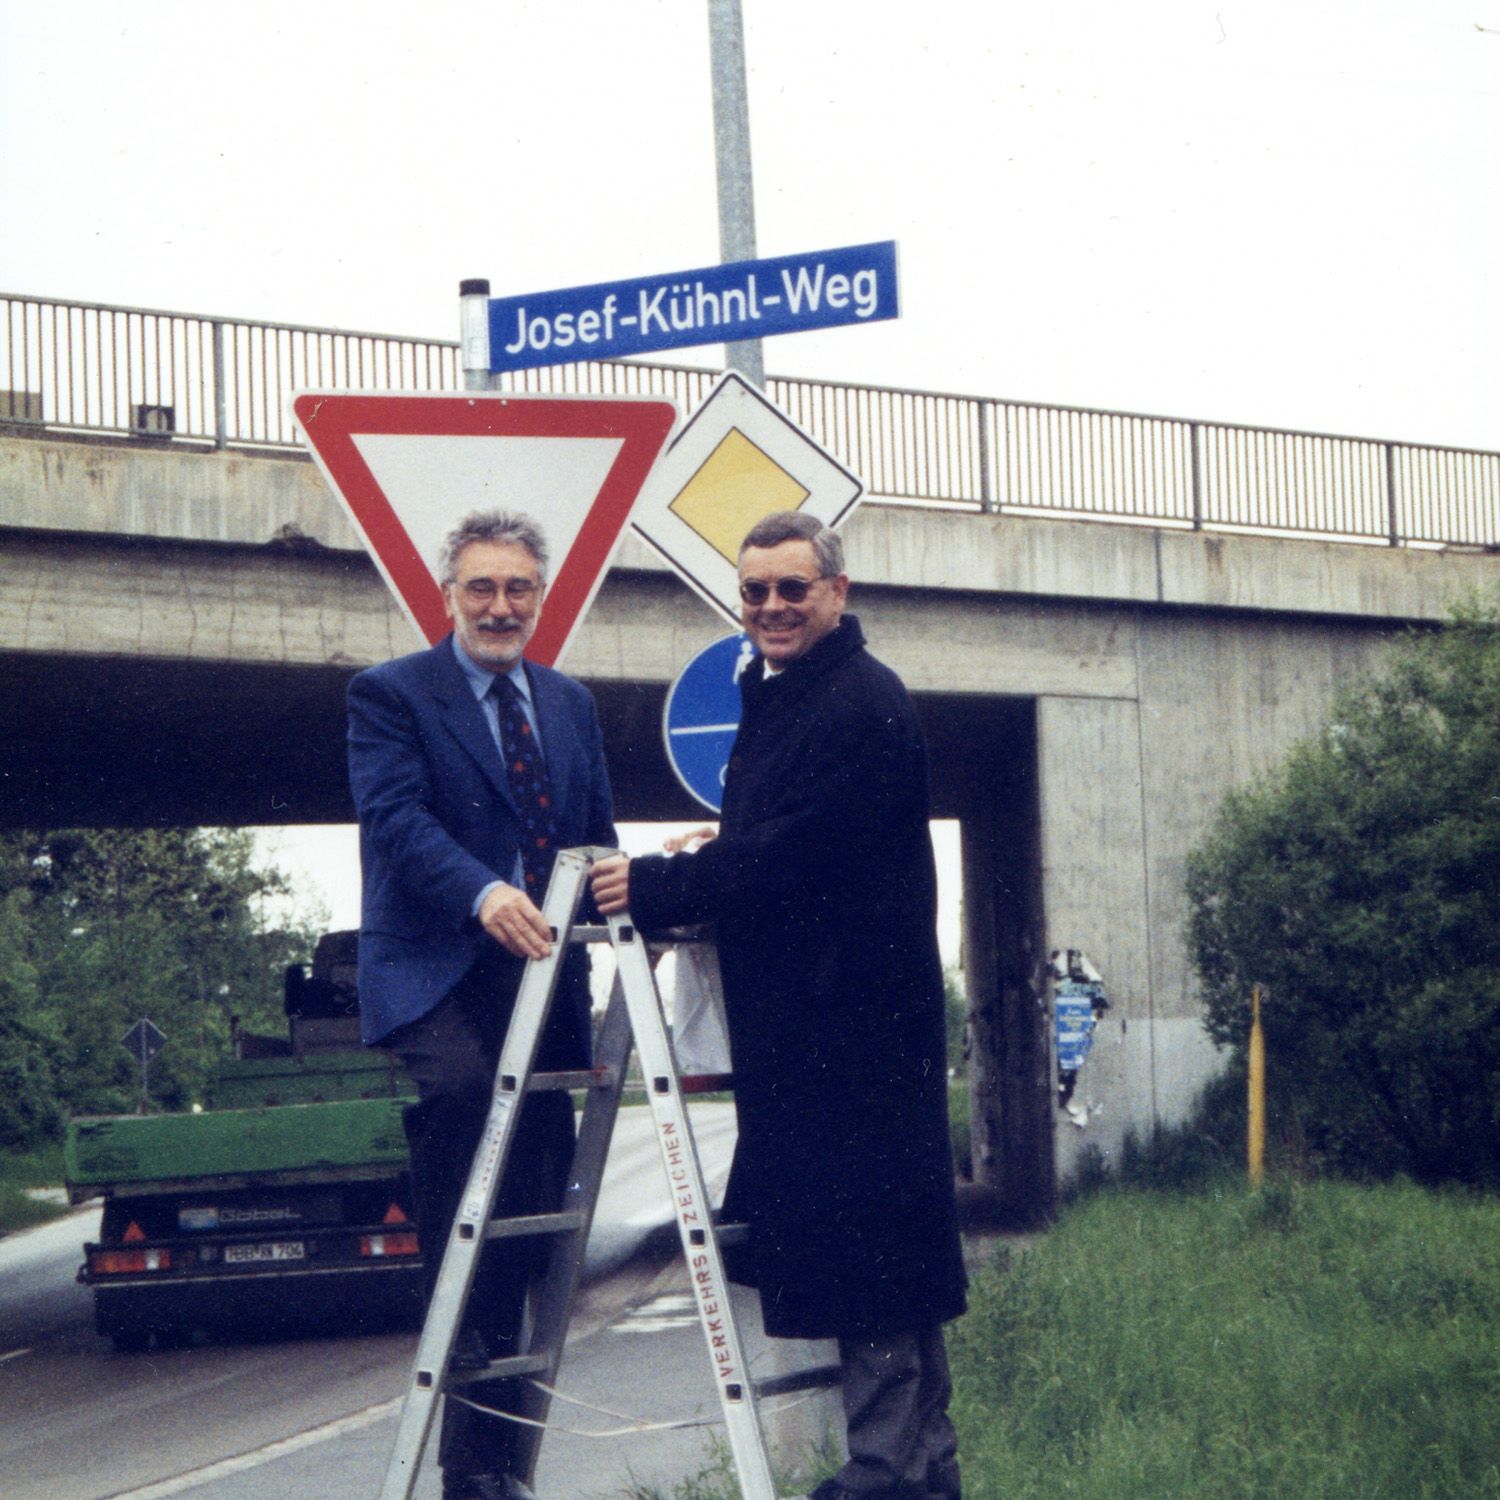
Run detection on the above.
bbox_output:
[459,277,495,392]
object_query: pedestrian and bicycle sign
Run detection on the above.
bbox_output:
[663,633,755,812]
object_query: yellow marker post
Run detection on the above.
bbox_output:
[1248,984,1266,1186]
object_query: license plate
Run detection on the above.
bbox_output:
[224,1241,306,1264]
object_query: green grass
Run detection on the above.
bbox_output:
[951,1178,1500,1500]
[0,1143,72,1234]
[629,1179,1500,1500]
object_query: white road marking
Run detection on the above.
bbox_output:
[100,1398,399,1500]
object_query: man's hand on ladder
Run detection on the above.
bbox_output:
[479,883,555,960]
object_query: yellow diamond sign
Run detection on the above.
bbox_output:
[669,428,811,563]
[633,372,864,626]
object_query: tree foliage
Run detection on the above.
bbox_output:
[0,829,320,1148]
[1185,598,1500,1185]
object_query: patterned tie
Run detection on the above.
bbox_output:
[492,672,557,899]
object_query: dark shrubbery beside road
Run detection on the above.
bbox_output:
[1185,596,1500,1187]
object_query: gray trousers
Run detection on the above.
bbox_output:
[834,1324,961,1500]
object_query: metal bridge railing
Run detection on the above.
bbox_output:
[3,291,1498,549]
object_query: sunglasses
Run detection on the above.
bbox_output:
[738,576,821,606]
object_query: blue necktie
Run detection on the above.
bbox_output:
[492,673,557,899]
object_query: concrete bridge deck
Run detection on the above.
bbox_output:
[3,426,1496,1210]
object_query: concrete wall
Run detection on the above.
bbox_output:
[0,433,360,550]
[1030,609,1399,1181]
[5,431,1494,626]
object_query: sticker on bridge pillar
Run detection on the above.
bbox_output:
[290,391,678,668]
[632,372,864,627]
[1049,949,1111,1120]
[663,632,755,812]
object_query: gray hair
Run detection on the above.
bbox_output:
[438,510,550,585]
[738,511,845,578]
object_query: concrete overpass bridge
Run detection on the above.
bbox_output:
[4,291,1499,1214]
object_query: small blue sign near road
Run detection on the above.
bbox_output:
[488,241,898,375]
[663,633,756,813]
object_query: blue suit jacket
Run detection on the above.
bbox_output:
[347,638,617,1047]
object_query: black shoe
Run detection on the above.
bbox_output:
[446,1476,536,1500]
[802,1482,924,1500]
[803,1482,858,1500]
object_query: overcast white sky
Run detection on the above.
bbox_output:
[4,0,1497,934]
[4,0,1497,448]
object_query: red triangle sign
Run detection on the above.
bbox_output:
[291,391,678,667]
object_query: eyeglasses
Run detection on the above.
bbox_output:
[738,576,821,606]
[458,578,541,605]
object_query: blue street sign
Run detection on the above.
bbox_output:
[488,241,898,375]
[663,633,757,813]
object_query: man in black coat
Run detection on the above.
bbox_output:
[591,512,965,1500]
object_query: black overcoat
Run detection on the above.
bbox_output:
[628,616,967,1339]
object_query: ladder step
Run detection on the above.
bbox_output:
[752,1364,843,1400]
[483,1210,586,1241]
[446,1352,552,1386]
[716,1222,750,1247]
[527,1065,619,1092]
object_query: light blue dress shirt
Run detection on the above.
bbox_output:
[451,635,543,910]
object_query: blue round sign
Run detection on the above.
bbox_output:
[663,633,756,812]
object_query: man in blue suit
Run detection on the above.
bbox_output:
[348,510,616,1500]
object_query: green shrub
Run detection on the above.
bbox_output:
[0,1143,70,1233]
[1185,598,1500,1186]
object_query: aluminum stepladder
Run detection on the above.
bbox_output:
[377,846,788,1500]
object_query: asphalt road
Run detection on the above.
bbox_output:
[0,1102,847,1500]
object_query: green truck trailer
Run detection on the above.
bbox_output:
[64,933,425,1350]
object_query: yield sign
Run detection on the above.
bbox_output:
[291,391,678,667]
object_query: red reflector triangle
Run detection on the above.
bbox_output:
[383,1203,410,1225]
[122,1221,146,1242]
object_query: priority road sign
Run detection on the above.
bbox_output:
[121,1019,167,1065]
[663,633,755,812]
[631,372,864,626]
[291,392,678,667]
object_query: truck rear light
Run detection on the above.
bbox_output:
[382,1202,411,1224]
[360,1231,419,1258]
[93,1247,173,1274]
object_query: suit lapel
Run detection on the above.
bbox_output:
[422,640,518,814]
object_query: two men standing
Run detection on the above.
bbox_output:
[349,507,964,1500]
